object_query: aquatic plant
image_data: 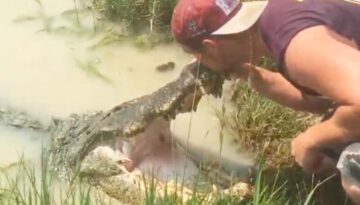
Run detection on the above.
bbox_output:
[74,57,113,83]
[80,0,177,34]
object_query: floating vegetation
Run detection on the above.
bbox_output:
[134,33,173,49]
[90,29,126,49]
[34,0,44,8]
[13,15,41,23]
[74,58,112,83]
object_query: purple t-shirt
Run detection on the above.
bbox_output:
[260,0,360,68]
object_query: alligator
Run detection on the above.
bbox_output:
[48,60,224,179]
[0,60,253,203]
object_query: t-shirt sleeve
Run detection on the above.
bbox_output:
[259,0,330,68]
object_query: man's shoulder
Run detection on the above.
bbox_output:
[259,0,358,39]
[258,0,303,65]
[259,0,302,34]
[258,0,328,65]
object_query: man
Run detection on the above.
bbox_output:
[171,0,360,203]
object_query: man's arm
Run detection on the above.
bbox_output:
[284,25,360,172]
[238,64,333,114]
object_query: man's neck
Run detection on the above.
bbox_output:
[250,24,271,63]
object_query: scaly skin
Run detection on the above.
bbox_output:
[48,61,224,179]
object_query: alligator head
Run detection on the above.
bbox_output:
[49,60,223,174]
[46,61,245,203]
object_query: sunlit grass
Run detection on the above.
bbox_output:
[0,155,111,205]
[0,153,340,205]
[224,82,314,167]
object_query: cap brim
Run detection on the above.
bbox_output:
[211,1,268,35]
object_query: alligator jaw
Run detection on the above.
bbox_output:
[50,61,224,173]
[84,62,222,149]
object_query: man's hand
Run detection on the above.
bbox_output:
[291,106,360,173]
[291,131,336,173]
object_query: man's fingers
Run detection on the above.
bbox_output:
[293,150,335,173]
[291,138,333,173]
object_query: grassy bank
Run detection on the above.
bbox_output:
[225,82,314,167]
[80,0,176,33]
[0,156,112,205]
[78,0,177,48]
[0,156,327,205]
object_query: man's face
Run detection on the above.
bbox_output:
[189,32,251,79]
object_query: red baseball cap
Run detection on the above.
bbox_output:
[171,0,268,46]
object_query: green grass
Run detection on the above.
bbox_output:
[0,153,342,205]
[80,0,176,33]
[78,0,177,48]
[0,155,115,205]
[219,58,309,167]
[225,82,314,167]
